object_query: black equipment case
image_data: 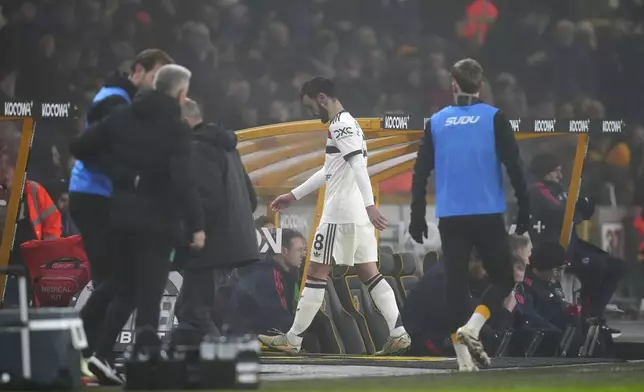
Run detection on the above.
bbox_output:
[0,266,86,390]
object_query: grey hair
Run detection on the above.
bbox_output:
[182,98,202,121]
[153,64,192,97]
[509,234,532,253]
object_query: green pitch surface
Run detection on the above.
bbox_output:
[94,361,644,391]
[262,362,644,391]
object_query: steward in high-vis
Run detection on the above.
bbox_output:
[408,58,530,372]
[67,49,174,385]
[25,180,62,240]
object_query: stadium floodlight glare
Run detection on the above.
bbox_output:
[237,115,624,295]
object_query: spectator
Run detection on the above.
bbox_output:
[515,242,581,356]
[528,153,624,332]
[508,234,532,265]
[493,73,528,119]
[225,228,306,335]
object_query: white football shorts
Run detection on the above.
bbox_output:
[309,222,378,266]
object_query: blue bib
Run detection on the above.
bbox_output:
[431,103,506,218]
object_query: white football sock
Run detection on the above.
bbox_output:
[367,275,406,338]
[286,280,326,346]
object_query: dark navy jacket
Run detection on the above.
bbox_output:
[520,266,571,332]
[225,255,299,335]
[514,280,561,332]
[69,74,137,197]
[401,261,450,340]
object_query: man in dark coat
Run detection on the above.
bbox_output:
[68,49,174,362]
[170,98,259,345]
[70,65,205,385]
[528,153,624,331]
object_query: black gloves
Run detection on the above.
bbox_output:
[576,196,595,221]
[515,207,531,235]
[409,217,428,244]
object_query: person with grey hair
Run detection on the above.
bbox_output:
[70,63,205,383]
[68,49,173,384]
[170,97,258,346]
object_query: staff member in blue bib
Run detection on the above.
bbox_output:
[69,49,174,367]
[409,58,531,372]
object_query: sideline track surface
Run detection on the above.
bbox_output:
[260,353,623,370]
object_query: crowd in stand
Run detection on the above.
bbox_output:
[0,0,642,202]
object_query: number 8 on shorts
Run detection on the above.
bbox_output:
[310,225,335,265]
[309,222,378,266]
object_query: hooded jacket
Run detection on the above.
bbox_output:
[177,122,259,269]
[69,90,204,239]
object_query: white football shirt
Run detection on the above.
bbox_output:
[320,111,371,224]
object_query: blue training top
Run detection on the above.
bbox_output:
[431,103,506,218]
[69,86,132,197]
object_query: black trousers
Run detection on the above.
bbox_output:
[69,193,115,357]
[170,267,233,346]
[95,229,173,362]
[438,214,515,334]
[568,240,625,318]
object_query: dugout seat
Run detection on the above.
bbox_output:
[379,245,394,256]
[321,277,368,354]
[378,252,405,310]
[423,251,440,274]
[329,266,376,354]
[332,265,389,352]
[393,253,420,299]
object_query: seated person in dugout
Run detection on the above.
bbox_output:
[225,229,307,336]
[515,242,585,356]
[509,233,532,266]
[402,250,516,357]
[529,153,624,333]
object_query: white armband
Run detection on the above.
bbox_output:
[291,169,326,200]
[348,154,375,207]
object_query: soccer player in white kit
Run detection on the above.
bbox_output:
[258,77,411,355]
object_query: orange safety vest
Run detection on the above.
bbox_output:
[24,180,62,240]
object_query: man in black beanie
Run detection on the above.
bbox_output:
[528,153,624,335]
[517,241,583,356]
